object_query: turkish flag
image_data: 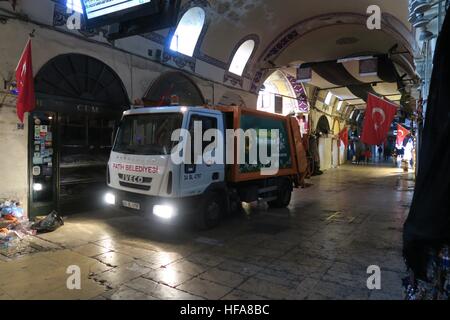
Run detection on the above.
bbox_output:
[338,128,349,148]
[15,39,36,123]
[396,124,410,147]
[361,94,397,146]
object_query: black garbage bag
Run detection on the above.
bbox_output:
[31,211,64,233]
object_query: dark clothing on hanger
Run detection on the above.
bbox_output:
[403,10,450,280]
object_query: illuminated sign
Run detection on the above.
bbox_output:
[82,0,152,19]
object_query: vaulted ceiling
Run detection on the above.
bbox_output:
[195,0,414,66]
[177,0,417,107]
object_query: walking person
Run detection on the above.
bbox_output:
[384,145,390,162]
[364,148,372,165]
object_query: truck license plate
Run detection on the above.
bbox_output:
[122,200,140,210]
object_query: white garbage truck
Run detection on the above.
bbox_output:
[104,105,307,229]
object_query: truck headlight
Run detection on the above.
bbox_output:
[104,192,116,205]
[153,205,175,219]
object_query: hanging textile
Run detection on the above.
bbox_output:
[403,10,450,284]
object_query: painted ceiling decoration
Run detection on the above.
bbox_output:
[285,74,309,113]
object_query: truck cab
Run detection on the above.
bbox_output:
[105,106,227,228]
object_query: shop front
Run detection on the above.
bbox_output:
[317,115,332,171]
[28,54,129,217]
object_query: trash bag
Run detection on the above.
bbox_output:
[0,200,24,219]
[31,211,64,233]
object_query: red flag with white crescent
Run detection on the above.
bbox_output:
[15,39,36,123]
[396,124,410,147]
[361,94,397,146]
[338,128,349,148]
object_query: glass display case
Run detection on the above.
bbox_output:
[58,113,116,205]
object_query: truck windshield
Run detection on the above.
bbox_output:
[113,113,183,156]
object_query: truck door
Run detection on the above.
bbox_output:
[180,112,225,197]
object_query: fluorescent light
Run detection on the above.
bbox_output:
[337,101,344,111]
[337,55,374,63]
[33,183,43,191]
[104,193,116,205]
[153,205,175,219]
[324,92,333,105]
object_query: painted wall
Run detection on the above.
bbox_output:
[0,99,28,211]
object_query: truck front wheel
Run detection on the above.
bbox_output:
[268,180,292,209]
[196,193,222,230]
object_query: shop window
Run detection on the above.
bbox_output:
[187,115,217,168]
[66,0,83,13]
[59,114,117,202]
[170,7,206,57]
[229,40,255,76]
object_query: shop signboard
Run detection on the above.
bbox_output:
[81,0,161,28]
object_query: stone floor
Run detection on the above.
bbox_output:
[0,164,415,300]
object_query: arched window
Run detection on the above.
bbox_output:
[66,0,83,13]
[229,40,255,76]
[144,72,205,106]
[170,7,206,57]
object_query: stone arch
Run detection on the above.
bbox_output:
[332,118,341,135]
[35,53,130,110]
[217,91,247,108]
[144,71,205,106]
[250,12,416,93]
[259,12,415,63]
[257,70,298,115]
[317,115,331,135]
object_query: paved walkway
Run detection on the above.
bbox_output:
[0,164,414,300]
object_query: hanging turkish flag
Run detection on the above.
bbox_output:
[396,124,410,147]
[338,128,349,148]
[361,94,397,146]
[15,39,36,123]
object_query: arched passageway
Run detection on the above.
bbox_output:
[30,53,129,216]
[257,71,298,116]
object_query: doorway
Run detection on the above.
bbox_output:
[29,54,129,217]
